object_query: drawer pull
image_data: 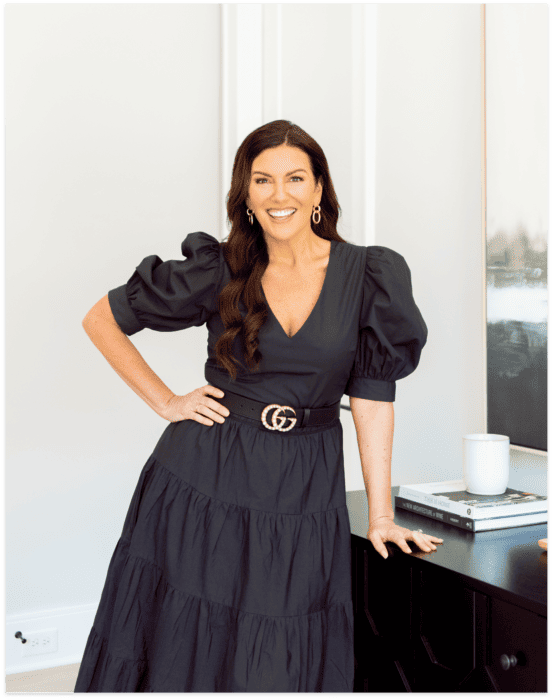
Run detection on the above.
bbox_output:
[500,653,518,671]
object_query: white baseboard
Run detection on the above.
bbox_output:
[6,603,97,676]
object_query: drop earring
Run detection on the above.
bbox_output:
[247,208,254,225]
[312,205,321,225]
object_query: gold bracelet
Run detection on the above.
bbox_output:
[369,514,394,527]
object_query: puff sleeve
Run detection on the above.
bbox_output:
[107,231,223,336]
[344,246,428,402]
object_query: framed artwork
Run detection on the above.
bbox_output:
[483,5,547,453]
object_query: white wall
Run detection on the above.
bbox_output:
[374,4,485,487]
[5,3,221,670]
[5,2,547,675]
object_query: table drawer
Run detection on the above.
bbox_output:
[489,597,547,692]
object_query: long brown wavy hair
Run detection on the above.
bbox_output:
[214,120,347,381]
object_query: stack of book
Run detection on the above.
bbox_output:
[395,479,547,532]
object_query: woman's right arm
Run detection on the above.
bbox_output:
[82,295,176,418]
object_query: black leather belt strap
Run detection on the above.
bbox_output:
[215,388,340,431]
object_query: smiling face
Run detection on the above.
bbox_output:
[246,144,323,240]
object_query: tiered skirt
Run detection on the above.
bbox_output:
[73,409,354,692]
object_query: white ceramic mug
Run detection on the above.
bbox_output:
[462,433,510,495]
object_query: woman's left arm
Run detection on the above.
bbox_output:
[350,396,395,523]
[350,396,444,559]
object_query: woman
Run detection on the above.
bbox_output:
[74,119,441,693]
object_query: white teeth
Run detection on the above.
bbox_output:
[269,209,296,218]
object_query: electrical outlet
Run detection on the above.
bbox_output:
[20,628,58,657]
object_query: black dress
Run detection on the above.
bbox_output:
[73,232,427,692]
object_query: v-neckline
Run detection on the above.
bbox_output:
[261,239,335,340]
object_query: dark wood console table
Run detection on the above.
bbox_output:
[346,486,547,692]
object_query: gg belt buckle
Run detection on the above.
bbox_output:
[261,403,297,432]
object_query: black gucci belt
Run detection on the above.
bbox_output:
[215,388,340,432]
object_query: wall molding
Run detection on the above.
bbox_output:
[220,3,376,250]
[352,4,377,248]
[220,4,278,240]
